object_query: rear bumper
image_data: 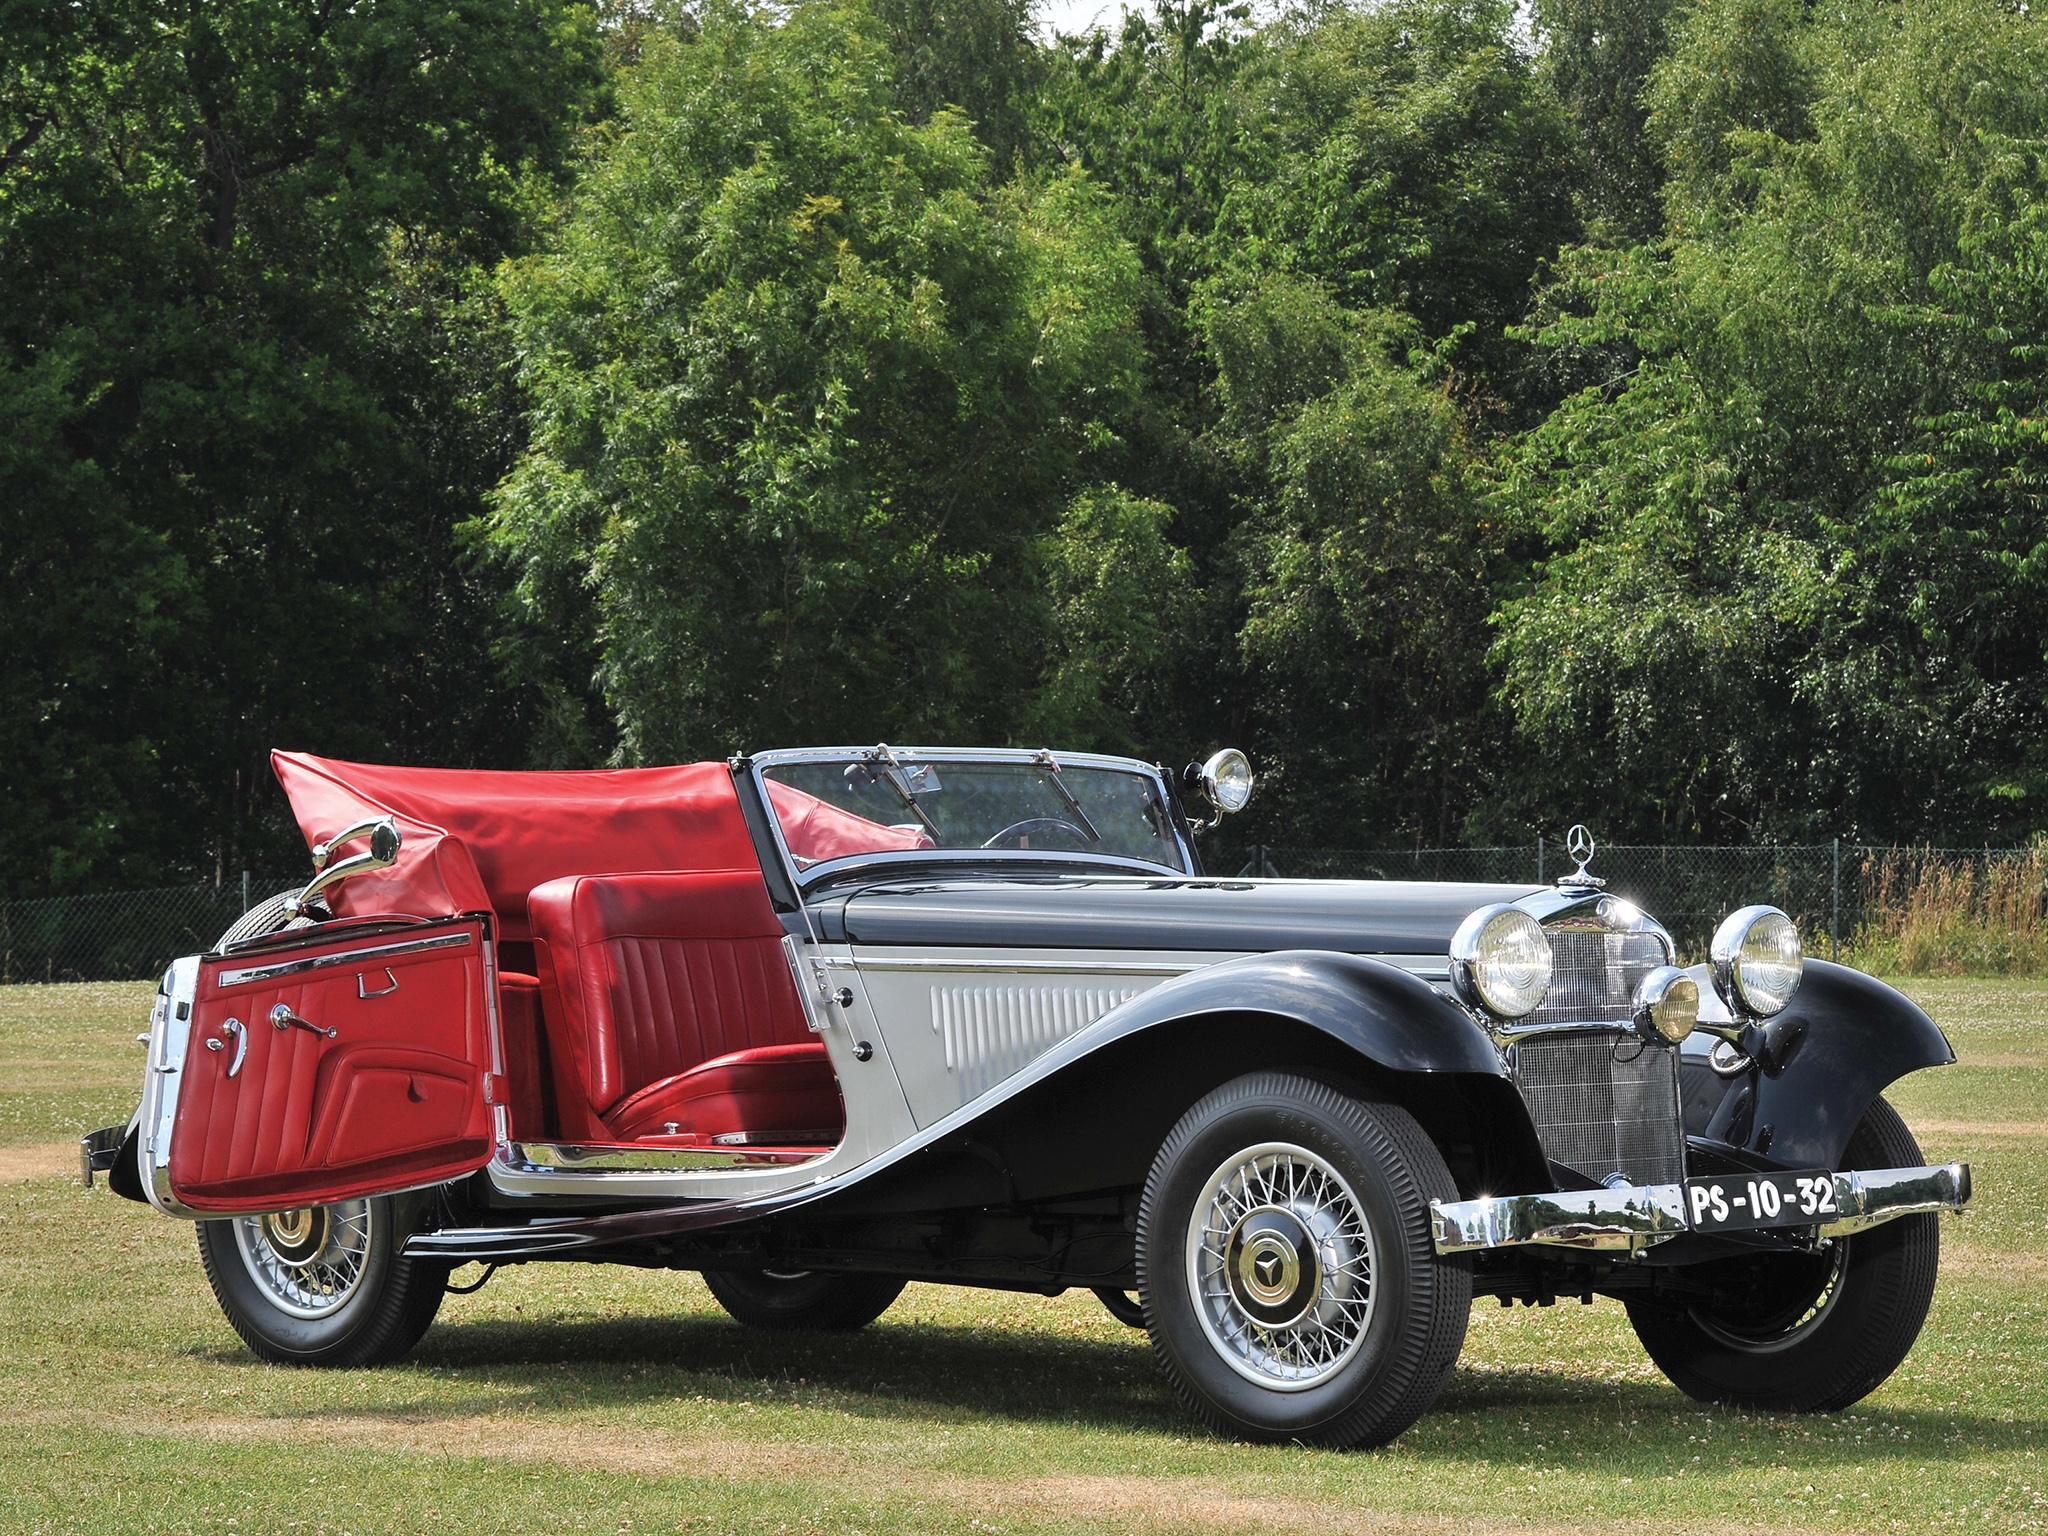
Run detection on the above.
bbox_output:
[1430,1161,1972,1255]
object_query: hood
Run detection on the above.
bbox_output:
[833,875,1543,956]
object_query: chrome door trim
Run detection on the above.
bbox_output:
[214,929,473,989]
[140,955,203,1219]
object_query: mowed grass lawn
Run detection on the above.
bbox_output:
[1,979,2042,1535]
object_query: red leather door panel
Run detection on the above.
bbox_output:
[169,917,496,1212]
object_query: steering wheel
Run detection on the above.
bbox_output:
[981,817,1093,850]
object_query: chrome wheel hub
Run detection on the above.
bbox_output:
[1187,1143,1376,1391]
[234,1199,374,1319]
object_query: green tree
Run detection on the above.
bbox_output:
[1533,0,1677,242]
[489,0,1153,762]
[1215,0,1580,403]
[1491,0,2048,841]
[873,0,1044,167]
[0,0,605,894]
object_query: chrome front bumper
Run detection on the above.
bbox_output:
[1430,1161,1972,1254]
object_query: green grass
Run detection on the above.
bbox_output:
[1,978,2042,1534]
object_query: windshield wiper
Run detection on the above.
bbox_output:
[1033,749,1101,843]
[864,743,942,840]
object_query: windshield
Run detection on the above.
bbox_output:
[758,751,1188,875]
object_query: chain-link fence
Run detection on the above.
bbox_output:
[0,876,300,985]
[1236,842,2044,960]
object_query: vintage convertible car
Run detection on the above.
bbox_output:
[84,745,1972,1446]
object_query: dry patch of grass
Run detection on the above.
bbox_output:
[0,1140,75,1181]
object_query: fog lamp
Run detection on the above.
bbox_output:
[1633,965,1699,1043]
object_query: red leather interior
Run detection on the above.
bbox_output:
[605,1042,842,1142]
[272,751,757,941]
[496,972,547,1142]
[525,870,843,1145]
[171,917,494,1211]
[766,779,933,866]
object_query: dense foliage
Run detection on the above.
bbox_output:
[6,0,2046,893]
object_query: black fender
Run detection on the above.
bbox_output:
[1681,959,1955,1171]
[809,950,1550,1216]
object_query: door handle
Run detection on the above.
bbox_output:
[357,968,399,999]
[204,1017,249,1078]
[270,1004,337,1040]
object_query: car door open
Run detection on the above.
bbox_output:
[166,916,498,1212]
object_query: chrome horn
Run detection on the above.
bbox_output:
[287,817,401,917]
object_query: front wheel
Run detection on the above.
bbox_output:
[702,1269,906,1331]
[1626,1096,1940,1412]
[1137,1073,1471,1447]
[196,1194,450,1366]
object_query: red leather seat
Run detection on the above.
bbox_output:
[526,870,841,1145]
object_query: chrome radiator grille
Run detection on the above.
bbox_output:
[1509,1032,1686,1188]
[1522,926,1668,1029]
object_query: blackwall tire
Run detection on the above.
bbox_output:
[196,1193,450,1367]
[1136,1072,1471,1448]
[702,1269,906,1331]
[1626,1096,1940,1412]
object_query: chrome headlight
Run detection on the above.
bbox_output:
[1196,748,1254,814]
[1632,965,1699,1043]
[1710,905,1803,1018]
[1451,905,1553,1019]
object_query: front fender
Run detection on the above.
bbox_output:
[1683,959,1955,1170]
[1102,950,1510,1076]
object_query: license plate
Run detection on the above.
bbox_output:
[1684,1169,1840,1231]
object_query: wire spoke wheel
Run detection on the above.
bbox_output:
[232,1200,375,1320]
[1688,1241,1851,1355]
[1186,1141,1377,1391]
[1139,1074,1469,1447]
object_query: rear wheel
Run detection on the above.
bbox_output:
[1626,1096,1940,1412]
[1137,1072,1471,1447]
[196,1193,450,1366]
[702,1269,905,1331]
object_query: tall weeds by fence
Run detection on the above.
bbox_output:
[1848,845,2048,976]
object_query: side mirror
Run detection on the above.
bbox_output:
[289,817,402,917]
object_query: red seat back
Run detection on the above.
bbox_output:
[527,870,810,1122]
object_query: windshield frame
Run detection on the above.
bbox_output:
[746,747,1199,889]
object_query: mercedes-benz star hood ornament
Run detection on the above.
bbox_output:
[1560,823,1606,889]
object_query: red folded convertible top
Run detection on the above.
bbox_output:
[271,752,760,941]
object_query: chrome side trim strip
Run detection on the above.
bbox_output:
[856,957,1204,976]
[1431,1184,1689,1253]
[1820,1161,1973,1237]
[1430,1160,1974,1254]
[215,930,472,989]
[851,952,1451,978]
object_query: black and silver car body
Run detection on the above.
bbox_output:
[87,745,1971,1443]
